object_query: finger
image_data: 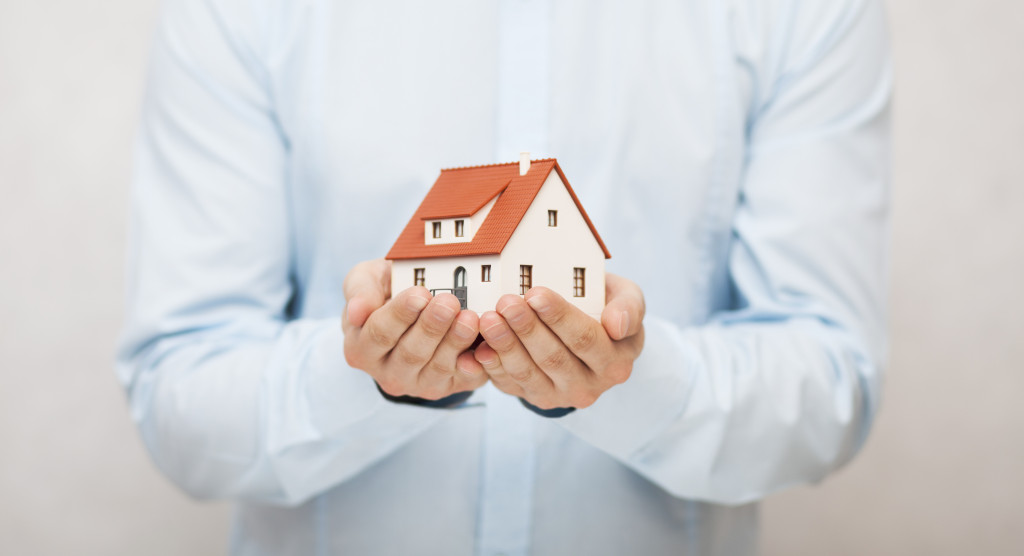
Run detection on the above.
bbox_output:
[618,325,646,360]
[477,311,554,394]
[454,349,489,392]
[524,287,616,372]
[343,259,392,328]
[413,308,480,397]
[601,273,646,341]
[357,286,431,364]
[345,296,377,332]
[387,293,462,379]
[496,294,588,386]
[473,341,525,398]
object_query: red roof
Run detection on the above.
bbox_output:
[386,159,611,260]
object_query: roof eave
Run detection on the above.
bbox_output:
[551,161,612,259]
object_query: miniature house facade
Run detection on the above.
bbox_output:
[386,155,611,318]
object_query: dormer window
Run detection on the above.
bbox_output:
[548,210,557,227]
[424,216,474,245]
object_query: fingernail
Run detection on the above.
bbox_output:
[407,295,429,311]
[618,311,629,339]
[456,361,476,376]
[526,295,549,314]
[454,320,475,340]
[499,305,527,326]
[476,353,497,369]
[483,321,510,342]
[432,302,457,322]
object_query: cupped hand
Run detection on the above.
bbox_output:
[468,273,645,410]
[342,259,487,400]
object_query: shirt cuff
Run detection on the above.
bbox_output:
[555,316,695,460]
[264,318,462,501]
[295,318,449,441]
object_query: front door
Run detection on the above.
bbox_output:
[453,267,467,309]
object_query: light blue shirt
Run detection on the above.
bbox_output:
[117,0,891,554]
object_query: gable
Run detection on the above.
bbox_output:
[386,159,611,260]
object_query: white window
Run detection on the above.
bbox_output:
[414,268,425,286]
[573,267,585,297]
[548,210,557,227]
[432,222,441,238]
[481,265,491,282]
[455,220,465,237]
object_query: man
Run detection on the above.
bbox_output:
[118,0,891,554]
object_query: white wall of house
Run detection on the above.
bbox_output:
[392,255,501,314]
[498,171,606,318]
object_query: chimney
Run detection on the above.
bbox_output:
[519,151,530,176]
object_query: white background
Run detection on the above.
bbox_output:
[1,1,1021,554]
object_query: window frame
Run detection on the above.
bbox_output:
[414,268,425,287]
[432,221,441,238]
[573,267,585,297]
[548,210,557,227]
[519,265,532,295]
[455,219,465,237]
[481,264,491,282]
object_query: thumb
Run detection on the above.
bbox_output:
[343,259,391,327]
[601,273,645,341]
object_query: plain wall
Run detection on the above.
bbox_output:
[0,2,231,554]
[762,1,1024,554]
[0,1,1021,554]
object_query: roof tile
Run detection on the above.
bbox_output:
[386,159,610,260]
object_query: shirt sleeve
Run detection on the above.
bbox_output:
[116,0,449,506]
[557,0,892,504]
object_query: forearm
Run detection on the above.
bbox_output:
[119,317,448,505]
[557,314,878,504]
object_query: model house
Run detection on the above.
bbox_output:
[386,154,611,318]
